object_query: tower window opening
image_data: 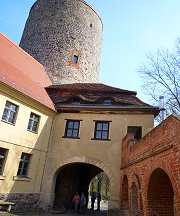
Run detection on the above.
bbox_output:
[90,23,92,28]
[73,55,79,64]
[69,49,80,68]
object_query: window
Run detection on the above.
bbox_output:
[93,121,110,140]
[71,98,81,104]
[64,120,80,138]
[27,112,40,133]
[2,101,18,124]
[69,49,80,68]
[127,126,142,141]
[103,99,112,105]
[17,153,31,177]
[73,55,79,64]
[0,148,7,175]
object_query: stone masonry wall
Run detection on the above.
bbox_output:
[0,193,40,210]
[20,0,103,84]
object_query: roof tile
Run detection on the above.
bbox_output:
[0,33,55,110]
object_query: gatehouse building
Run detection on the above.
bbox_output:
[0,1,179,215]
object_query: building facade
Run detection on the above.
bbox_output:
[0,0,180,216]
[0,33,56,207]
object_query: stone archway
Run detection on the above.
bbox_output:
[147,168,174,216]
[45,156,117,210]
[53,163,103,209]
[48,156,116,190]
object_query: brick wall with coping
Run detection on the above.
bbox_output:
[120,115,180,216]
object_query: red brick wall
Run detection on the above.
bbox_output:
[148,168,174,216]
[120,115,180,216]
[131,182,138,216]
[121,175,128,209]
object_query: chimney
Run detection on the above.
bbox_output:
[159,96,165,121]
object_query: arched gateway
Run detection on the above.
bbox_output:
[37,81,158,215]
[54,163,103,209]
[40,156,117,211]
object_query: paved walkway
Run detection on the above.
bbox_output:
[0,209,107,216]
[0,201,108,216]
[0,202,108,216]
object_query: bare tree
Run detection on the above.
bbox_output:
[139,39,180,122]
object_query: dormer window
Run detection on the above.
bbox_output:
[72,98,80,104]
[103,99,112,105]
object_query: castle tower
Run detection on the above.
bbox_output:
[20,0,103,84]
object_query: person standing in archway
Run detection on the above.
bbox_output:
[79,192,86,214]
[72,192,80,213]
[96,192,101,211]
[90,192,96,210]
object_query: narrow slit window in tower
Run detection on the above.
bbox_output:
[73,55,79,64]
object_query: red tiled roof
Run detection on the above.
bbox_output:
[0,33,55,110]
[47,83,137,95]
[48,92,149,106]
[46,83,160,116]
[46,83,150,106]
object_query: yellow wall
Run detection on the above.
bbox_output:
[0,83,155,211]
[41,111,154,208]
[0,84,55,193]
[47,112,154,168]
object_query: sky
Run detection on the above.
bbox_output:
[1,0,180,104]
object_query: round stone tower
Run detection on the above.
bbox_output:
[20,0,103,84]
